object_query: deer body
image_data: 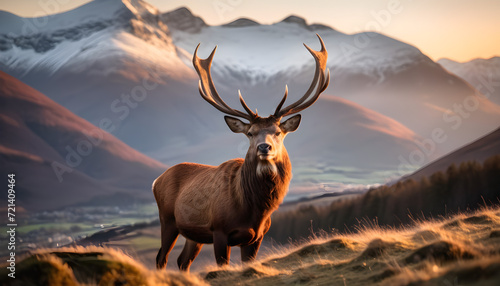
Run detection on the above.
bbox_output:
[154,35,329,271]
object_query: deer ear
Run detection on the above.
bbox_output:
[224,116,249,133]
[280,114,301,133]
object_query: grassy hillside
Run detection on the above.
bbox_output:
[267,154,500,243]
[205,206,500,285]
[0,246,206,286]
[2,206,500,285]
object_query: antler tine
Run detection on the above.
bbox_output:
[273,85,288,117]
[193,44,256,121]
[239,90,258,117]
[274,34,330,118]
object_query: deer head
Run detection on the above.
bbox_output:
[193,34,330,173]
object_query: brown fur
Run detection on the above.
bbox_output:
[153,117,293,271]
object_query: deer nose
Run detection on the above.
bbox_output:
[257,143,272,154]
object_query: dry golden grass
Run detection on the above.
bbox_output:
[2,206,500,285]
[202,205,500,285]
[0,245,207,286]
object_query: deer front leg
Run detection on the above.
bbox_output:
[241,236,263,262]
[213,231,231,266]
[241,217,270,262]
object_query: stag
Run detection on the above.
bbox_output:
[153,34,329,271]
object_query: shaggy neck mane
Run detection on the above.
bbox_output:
[239,151,292,213]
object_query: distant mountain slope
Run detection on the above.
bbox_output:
[406,126,500,180]
[168,12,423,82]
[0,71,166,212]
[438,57,500,105]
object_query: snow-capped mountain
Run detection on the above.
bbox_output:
[0,71,166,212]
[162,8,500,155]
[167,13,424,85]
[1,0,499,197]
[438,57,500,105]
[0,0,194,81]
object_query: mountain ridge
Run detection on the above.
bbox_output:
[0,0,192,82]
[0,70,166,211]
[403,126,500,181]
[438,56,500,105]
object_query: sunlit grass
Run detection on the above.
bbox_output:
[2,205,500,285]
[201,205,500,285]
[0,246,207,286]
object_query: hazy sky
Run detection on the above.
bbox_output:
[2,0,499,62]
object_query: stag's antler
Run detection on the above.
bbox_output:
[274,34,330,118]
[193,44,257,122]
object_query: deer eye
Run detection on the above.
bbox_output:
[247,132,253,137]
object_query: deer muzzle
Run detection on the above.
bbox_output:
[257,143,273,160]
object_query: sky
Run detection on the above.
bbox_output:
[1,0,499,62]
